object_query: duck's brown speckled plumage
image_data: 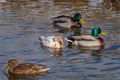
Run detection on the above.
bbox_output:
[4,59,50,75]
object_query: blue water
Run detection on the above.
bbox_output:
[0,0,120,80]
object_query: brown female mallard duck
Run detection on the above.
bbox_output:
[3,59,50,75]
[51,12,85,28]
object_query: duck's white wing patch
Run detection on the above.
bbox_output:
[65,37,74,42]
[39,68,51,72]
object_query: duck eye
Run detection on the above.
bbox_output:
[53,38,55,42]
[99,29,101,33]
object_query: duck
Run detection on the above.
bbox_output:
[3,59,50,75]
[65,27,106,48]
[39,35,64,49]
[51,12,85,28]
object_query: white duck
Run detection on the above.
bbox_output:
[39,35,64,49]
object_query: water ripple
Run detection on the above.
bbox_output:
[0,0,120,80]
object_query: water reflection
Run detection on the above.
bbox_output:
[67,42,105,51]
[6,0,37,2]
[0,0,37,2]
[57,28,82,35]
[0,0,120,80]
[54,0,89,3]
[0,0,6,2]
[0,0,120,12]
[4,72,47,80]
[104,0,120,11]
[91,50,102,60]
[53,50,64,57]
[41,45,63,52]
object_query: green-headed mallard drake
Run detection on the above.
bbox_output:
[51,12,85,28]
[3,59,50,75]
[65,27,106,48]
[39,35,64,49]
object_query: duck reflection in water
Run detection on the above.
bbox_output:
[4,72,48,80]
[53,50,64,57]
[91,50,103,60]
[41,45,64,57]
[57,28,82,36]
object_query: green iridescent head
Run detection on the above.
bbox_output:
[73,13,85,25]
[92,27,101,37]
[92,27,106,37]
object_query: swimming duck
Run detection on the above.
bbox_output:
[3,59,50,75]
[65,27,106,48]
[39,35,64,49]
[51,12,85,28]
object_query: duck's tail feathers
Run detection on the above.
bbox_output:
[39,67,51,72]
[65,36,75,43]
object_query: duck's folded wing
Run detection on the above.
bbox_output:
[72,35,96,41]
[51,16,71,23]
[14,63,34,71]
[79,35,96,41]
[33,64,50,72]
[52,15,70,19]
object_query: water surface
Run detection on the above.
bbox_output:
[0,0,120,80]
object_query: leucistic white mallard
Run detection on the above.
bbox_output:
[3,59,50,75]
[65,27,106,48]
[39,35,64,49]
[51,12,85,28]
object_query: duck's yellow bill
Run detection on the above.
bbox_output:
[79,18,85,25]
[101,31,106,35]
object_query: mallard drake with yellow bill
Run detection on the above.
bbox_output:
[65,27,106,48]
[52,12,85,28]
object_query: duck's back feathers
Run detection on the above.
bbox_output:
[39,36,54,46]
[66,35,96,42]
[51,15,81,28]
[52,15,71,19]
[12,63,50,74]
[52,15,71,22]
